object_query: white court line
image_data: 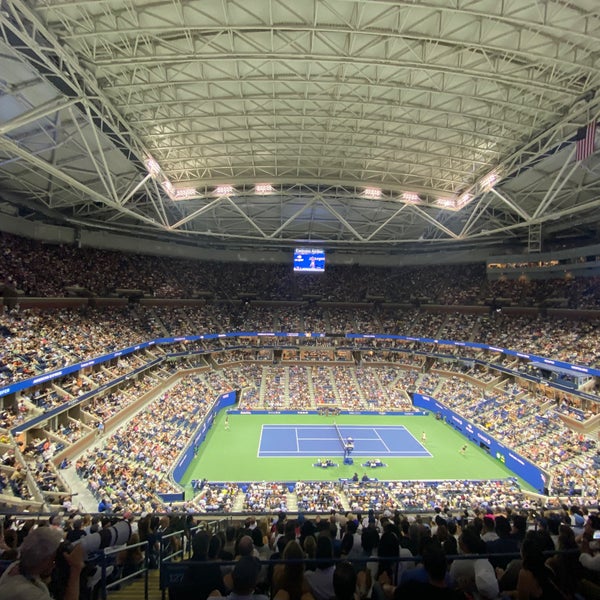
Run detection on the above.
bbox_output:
[259,424,428,456]
[373,429,392,453]
[257,425,264,458]
[257,449,430,455]
[261,424,409,430]
[297,436,376,441]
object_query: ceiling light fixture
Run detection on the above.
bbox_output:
[145,158,161,177]
[402,192,421,203]
[214,185,235,196]
[363,187,382,199]
[480,170,500,191]
[255,183,275,195]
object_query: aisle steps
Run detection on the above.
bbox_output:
[108,568,161,600]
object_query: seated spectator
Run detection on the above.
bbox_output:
[545,524,583,599]
[0,525,85,600]
[394,543,467,599]
[272,540,314,600]
[304,535,335,600]
[449,527,498,600]
[176,531,226,600]
[333,561,358,600]
[221,556,269,600]
[486,515,520,570]
[514,531,568,600]
[65,516,87,544]
[579,514,600,574]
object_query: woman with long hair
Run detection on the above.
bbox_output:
[272,540,314,600]
[516,531,568,600]
[545,525,583,600]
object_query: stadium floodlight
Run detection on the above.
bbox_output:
[435,192,472,211]
[214,185,235,196]
[145,158,161,177]
[363,186,382,199]
[172,187,198,200]
[480,170,500,191]
[402,192,421,204]
[435,197,457,208]
[255,183,275,195]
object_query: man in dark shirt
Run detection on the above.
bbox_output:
[395,544,467,599]
[485,515,520,570]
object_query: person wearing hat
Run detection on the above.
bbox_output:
[0,525,85,600]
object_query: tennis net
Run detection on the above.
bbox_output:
[334,421,346,453]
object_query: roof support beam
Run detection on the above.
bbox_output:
[489,188,531,222]
[0,97,79,135]
[169,197,227,230]
[365,204,409,241]
[320,197,365,241]
[0,133,166,231]
[268,196,317,238]
[532,145,579,219]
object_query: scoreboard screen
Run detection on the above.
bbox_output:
[293,248,325,272]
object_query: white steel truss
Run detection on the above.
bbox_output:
[0,0,599,253]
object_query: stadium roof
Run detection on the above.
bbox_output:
[1,0,600,257]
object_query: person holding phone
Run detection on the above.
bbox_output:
[0,526,85,600]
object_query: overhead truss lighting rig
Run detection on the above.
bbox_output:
[145,156,502,209]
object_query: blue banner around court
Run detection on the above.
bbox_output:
[2,331,597,402]
[171,391,237,484]
[412,393,548,494]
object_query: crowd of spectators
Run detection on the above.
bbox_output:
[242,483,290,513]
[3,231,600,307]
[1,232,600,522]
[295,481,346,513]
[0,503,599,600]
[75,374,217,512]
[3,300,600,393]
[184,483,239,513]
[2,335,599,512]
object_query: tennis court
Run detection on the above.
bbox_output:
[181,414,530,488]
[257,424,431,458]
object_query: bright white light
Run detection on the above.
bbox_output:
[363,187,382,199]
[172,187,197,200]
[161,180,174,194]
[402,192,420,203]
[436,197,457,208]
[255,183,275,195]
[214,185,234,196]
[145,158,161,177]
[480,171,499,191]
[436,193,472,210]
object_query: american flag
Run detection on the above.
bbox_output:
[576,120,596,162]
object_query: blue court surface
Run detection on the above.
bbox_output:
[258,424,431,458]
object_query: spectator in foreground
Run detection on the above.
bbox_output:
[0,526,85,600]
[225,556,269,600]
[333,561,357,600]
[515,532,566,600]
[394,544,467,599]
[304,535,336,600]
[272,539,314,600]
[177,531,226,600]
[579,514,600,574]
